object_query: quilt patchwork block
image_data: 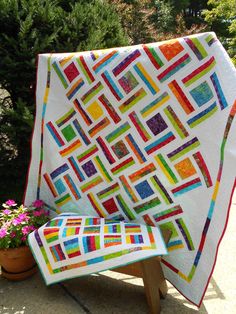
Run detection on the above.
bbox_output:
[29,214,167,284]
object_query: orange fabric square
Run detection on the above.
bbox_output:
[159,40,184,61]
[174,158,196,179]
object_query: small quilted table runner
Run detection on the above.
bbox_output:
[25,32,236,305]
[28,214,167,284]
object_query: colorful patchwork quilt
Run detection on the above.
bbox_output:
[25,32,236,306]
[28,213,167,284]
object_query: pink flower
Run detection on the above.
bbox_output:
[12,218,22,226]
[42,209,50,216]
[10,232,16,238]
[22,225,35,235]
[21,236,27,242]
[22,226,31,235]
[33,209,49,217]
[33,210,41,217]
[18,213,30,221]
[5,200,17,206]
[12,213,29,226]
[0,228,7,238]
[3,209,11,215]
[32,200,44,208]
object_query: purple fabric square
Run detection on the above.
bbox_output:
[82,160,97,177]
[146,113,168,135]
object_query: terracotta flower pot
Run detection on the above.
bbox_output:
[0,246,37,281]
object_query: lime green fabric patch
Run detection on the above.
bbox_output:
[61,125,76,142]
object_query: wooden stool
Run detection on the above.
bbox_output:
[113,230,171,314]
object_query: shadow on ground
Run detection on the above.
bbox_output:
[0,267,230,314]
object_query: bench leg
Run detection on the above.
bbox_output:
[141,258,167,314]
[157,260,168,299]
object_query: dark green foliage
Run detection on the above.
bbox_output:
[0,0,128,203]
[109,0,207,45]
[150,0,175,34]
[203,0,236,65]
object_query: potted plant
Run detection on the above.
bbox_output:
[0,199,50,281]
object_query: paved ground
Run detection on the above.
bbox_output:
[1,194,236,314]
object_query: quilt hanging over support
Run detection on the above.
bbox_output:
[25,32,236,306]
